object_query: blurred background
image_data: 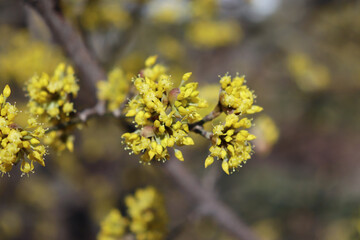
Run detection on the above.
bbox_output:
[0,0,360,239]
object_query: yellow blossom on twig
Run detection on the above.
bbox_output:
[0,85,46,175]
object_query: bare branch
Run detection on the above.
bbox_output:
[201,102,222,123]
[202,166,221,193]
[165,160,261,240]
[24,0,107,92]
[78,101,106,122]
[191,125,213,140]
[45,101,106,133]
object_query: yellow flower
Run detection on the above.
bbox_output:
[122,57,207,163]
[206,113,258,174]
[219,74,263,115]
[174,149,184,161]
[27,63,79,120]
[252,114,280,154]
[26,63,79,152]
[125,187,167,240]
[97,68,130,111]
[3,85,11,98]
[186,20,242,49]
[0,85,46,175]
[287,52,330,92]
[63,0,132,31]
[97,209,128,240]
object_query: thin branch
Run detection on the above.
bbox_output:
[191,125,213,140]
[165,160,261,240]
[166,209,200,240]
[202,165,221,193]
[24,0,107,87]
[201,102,222,123]
[78,101,106,122]
[45,101,106,133]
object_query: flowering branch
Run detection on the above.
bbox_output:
[45,102,106,133]
[24,1,261,239]
[24,0,107,129]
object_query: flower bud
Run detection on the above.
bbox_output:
[222,161,230,175]
[145,55,157,67]
[141,126,155,138]
[182,72,192,81]
[205,156,214,168]
[174,149,184,161]
[3,85,11,98]
[168,88,180,105]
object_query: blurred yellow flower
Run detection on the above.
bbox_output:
[125,186,167,240]
[62,0,132,30]
[287,52,330,92]
[0,27,65,84]
[97,68,130,111]
[186,20,242,49]
[97,209,128,240]
[253,114,279,155]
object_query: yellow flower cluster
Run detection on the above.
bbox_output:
[287,52,330,92]
[253,114,279,154]
[27,63,79,119]
[205,75,263,174]
[186,0,242,48]
[125,186,167,240]
[205,114,256,174]
[0,85,46,175]
[219,75,263,115]
[97,187,167,240]
[97,209,128,240]
[26,63,79,152]
[186,20,242,49]
[97,68,130,111]
[122,56,207,163]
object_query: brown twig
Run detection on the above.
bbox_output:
[24,0,107,87]
[191,125,213,140]
[45,101,106,133]
[78,101,106,122]
[166,160,260,240]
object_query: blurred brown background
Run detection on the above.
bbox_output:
[0,0,359,239]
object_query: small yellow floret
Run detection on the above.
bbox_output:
[3,85,11,98]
